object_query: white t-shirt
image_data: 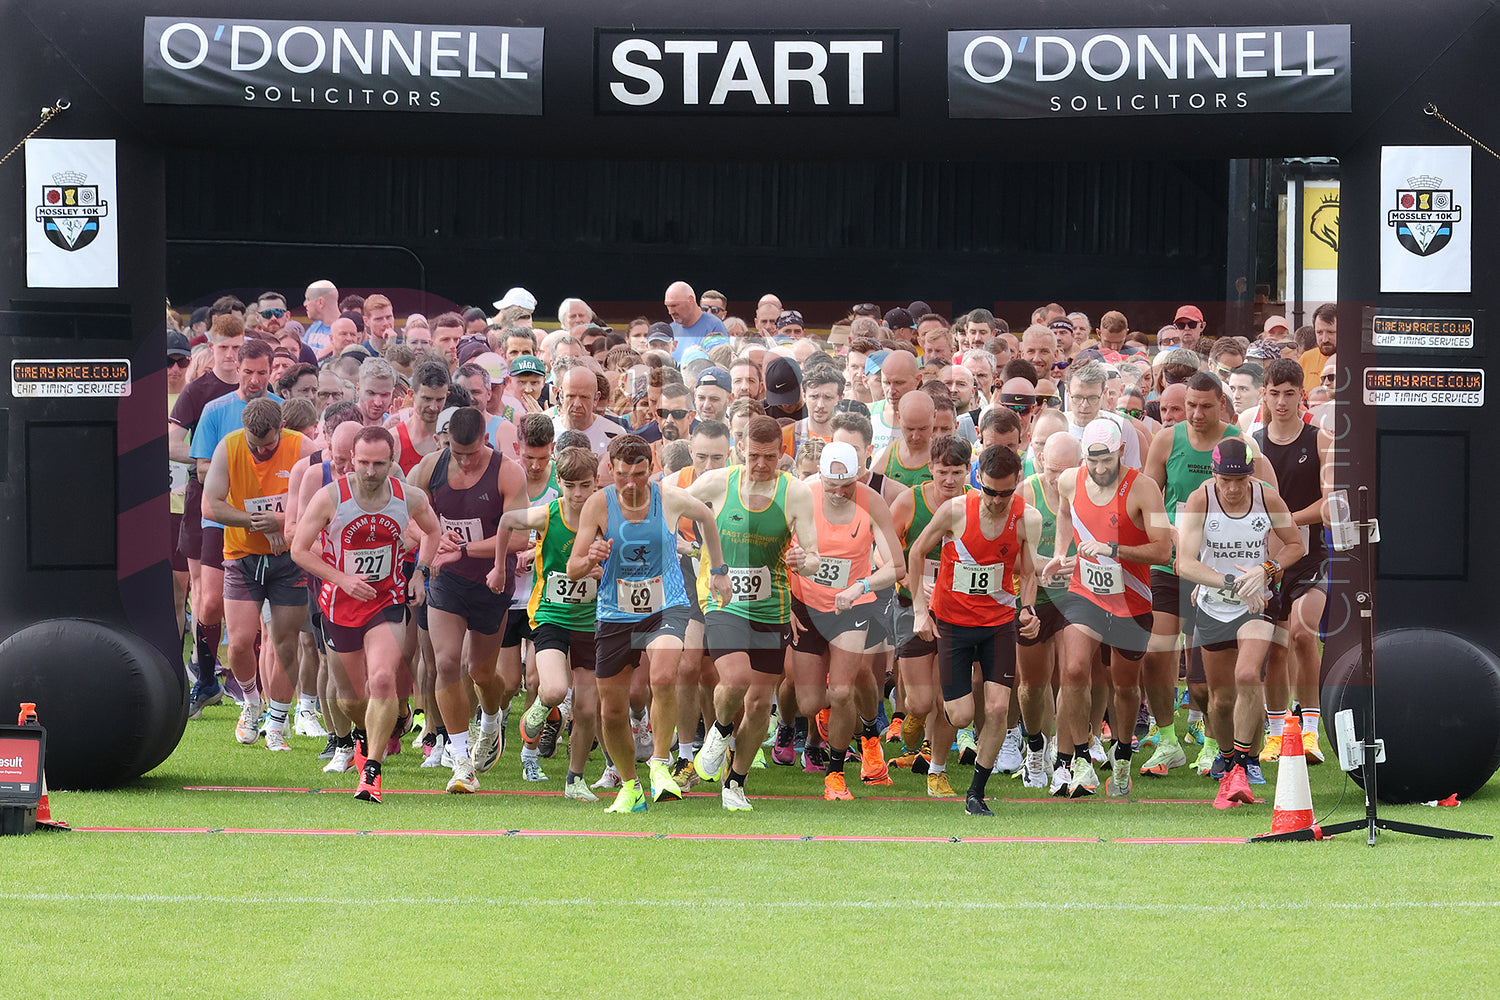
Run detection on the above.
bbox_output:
[867,400,898,452]
[554,413,625,456]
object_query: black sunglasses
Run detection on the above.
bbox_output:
[979,485,1016,499]
[169,356,191,368]
[656,408,690,420]
[1174,319,1200,329]
[260,307,287,318]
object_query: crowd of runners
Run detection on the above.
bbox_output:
[167,282,1339,813]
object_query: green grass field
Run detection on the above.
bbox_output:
[5,702,1496,999]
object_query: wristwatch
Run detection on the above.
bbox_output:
[710,563,729,576]
[459,543,468,560]
[860,578,872,594]
[1223,572,1236,589]
[1109,541,1119,559]
[417,563,433,577]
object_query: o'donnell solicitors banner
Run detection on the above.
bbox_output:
[948,24,1350,118]
[143,17,544,114]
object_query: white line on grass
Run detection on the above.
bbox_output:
[4,893,1498,912]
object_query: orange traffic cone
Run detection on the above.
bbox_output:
[1256,714,1315,838]
[17,703,68,831]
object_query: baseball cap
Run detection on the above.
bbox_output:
[1211,438,1254,476]
[819,441,861,482]
[1081,418,1123,456]
[647,321,675,344]
[167,330,192,358]
[765,357,803,407]
[907,300,933,320]
[491,287,538,312]
[456,335,489,365]
[472,351,509,382]
[696,366,731,392]
[883,307,914,330]
[339,344,374,360]
[1174,304,1205,324]
[1262,315,1290,336]
[509,355,546,378]
[681,346,710,364]
[190,306,210,328]
[776,309,805,330]
[435,407,459,435]
[864,350,891,376]
[1245,340,1281,361]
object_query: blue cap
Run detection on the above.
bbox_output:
[682,346,710,364]
[696,365,732,392]
[864,350,891,376]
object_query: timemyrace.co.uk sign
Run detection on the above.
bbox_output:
[948,24,1350,118]
[142,17,543,113]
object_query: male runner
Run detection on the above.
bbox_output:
[689,416,819,811]
[292,426,443,802]
[1174,439,1303,806]
[1045,419,1173,798]
[870,390,935,500]
[395,359,450,475]
[567,434,729,812]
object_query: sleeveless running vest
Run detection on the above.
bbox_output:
[699,467,793,623]
[598,481,689,622]
[527,498,597,630]
[222,429,303,561]
[1068,466,1153,618]
[319,475,410,627]
[1025,472,1076,605]
[791,482,875,613]
[898,481,956,600]
[395,421,424,476]
[930,491,1023,627]
[884,444,932,489]
[1157,420,1243,572]
[1254,421,1323,562]
[1193,481,1274,622]
[428,448,510,585]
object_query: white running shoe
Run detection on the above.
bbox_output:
[1068,756,1100,798]
[1022,746,1050,789]
[294,707,328,739]
[591,764,623,789]
[564,776,598,802]
[632,712,653,762]
[234,701,261,745]
[522,756,548,782]
[264,727,292,752]
[694,724,730,782]
[1089,736,1110,769]
[996,726,1024,773]
[420,735,449,768]
[323,742,357,773]
[447,755,479,793]
[472,729,501,773]
[721,781,753,811]
[1049,762,1073,797]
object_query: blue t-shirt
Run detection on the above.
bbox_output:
[671,312,728,361]
[303,320,331,356]
[192,390,283,527]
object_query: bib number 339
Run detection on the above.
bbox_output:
[728,566,771,602]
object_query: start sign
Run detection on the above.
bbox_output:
[11,359,132,397]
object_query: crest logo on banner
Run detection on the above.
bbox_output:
[36,171,109,253]
[1388,176,1460,257]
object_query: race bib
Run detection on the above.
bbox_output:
[1214,583,1245,607]
[1080,558,1123,596]
[169,462,189,496]
[728,566,771,603]
[244,493,287,515]
[922,558,941,594]
[345,545,393,581]
[440,516,484,545]
[547,571,597,605]
[617,575,664,615]
[952,562,1002,596]
[810,556,852,591]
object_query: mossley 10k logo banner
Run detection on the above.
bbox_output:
[1381,146,1471,294]
[26,139,118,289]
[143,17,544,114]
[948,24,1350,118]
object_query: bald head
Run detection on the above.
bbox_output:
[1158,382,1188,427]
[303,279,339,324]
[330,419,361,474]
[1041,419,1080,464]
[940,365,976,408]
[665,281,702,327]
[879,349,919,409]
[897,385,934,451]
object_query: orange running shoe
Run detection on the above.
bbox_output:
[824,771,854,801]
[816,708,831,742]
[900,713,926,751]
[884,716,903,743]
[860,736,893,785]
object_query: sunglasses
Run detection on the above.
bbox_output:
[1041,395,1062,408]
[260,307,287,318]
[701,304,724,316]
[656,408,690,420]
[979,485,1017,499]
[1321,374,1336,384]
[852,303,878,313]
[1174,320,1201,329]
[1121,408,1143,419]
[169,356,191,368]
[1005,403,1034,415]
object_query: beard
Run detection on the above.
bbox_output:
[662,421,682,441]
[1088,463,1120,488]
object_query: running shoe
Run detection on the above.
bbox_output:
[605,780,649,813]
[885,716,903,743]
[899,713,926,751]
[669,757,700,792]
[721,781,753,812]
[420,735,448,769]
[564,776,598,802]
[1259,733,1283,763]
[447,756,479,794]
[1213,763,1255,809]
[1105,760,1132,798]
[763,710,780,747]
[926,772,958,798]
[800,743,829,774]
[1068,757,1100,798]
[1135,722,1161,753]
[1208,753,1229,780]
[354,762,382,803]
[1303,730,1326,765]
[592,764,623,790]
[234,700,261,745]
[649,760,682,802]
[750,748,768,769]
[965,793,994,817]
[859,736,893,785]
[1184,719,1206,747]
[1194,738,1221,776]
[1139,739,1188,776]
[187,680,223,721]
[421,731,438,757]
[522,756,549,783]
[815,707,830,742]
[472,729,501,774]
[387,713,412,757]
[957,728,980,767]
[1089,736,1111,770]
[1244,760,1266,785]
[317,734,338,760]
[632,713,653,762]
[294,706,328,739]
[220,670,247,707]
[410,710,428,749]
[323,740,357,774]
[1049,763,1073,797]
[824,771,855,801]
[1022,746,1050,789]
[996,726,1023,773]
[521,698,550,744]
[264,727,292,752]
[537,710,562,759]
[695,725,730,783]
[771,723,796,766]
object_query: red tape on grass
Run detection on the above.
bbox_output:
[1111,837,1249,844]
